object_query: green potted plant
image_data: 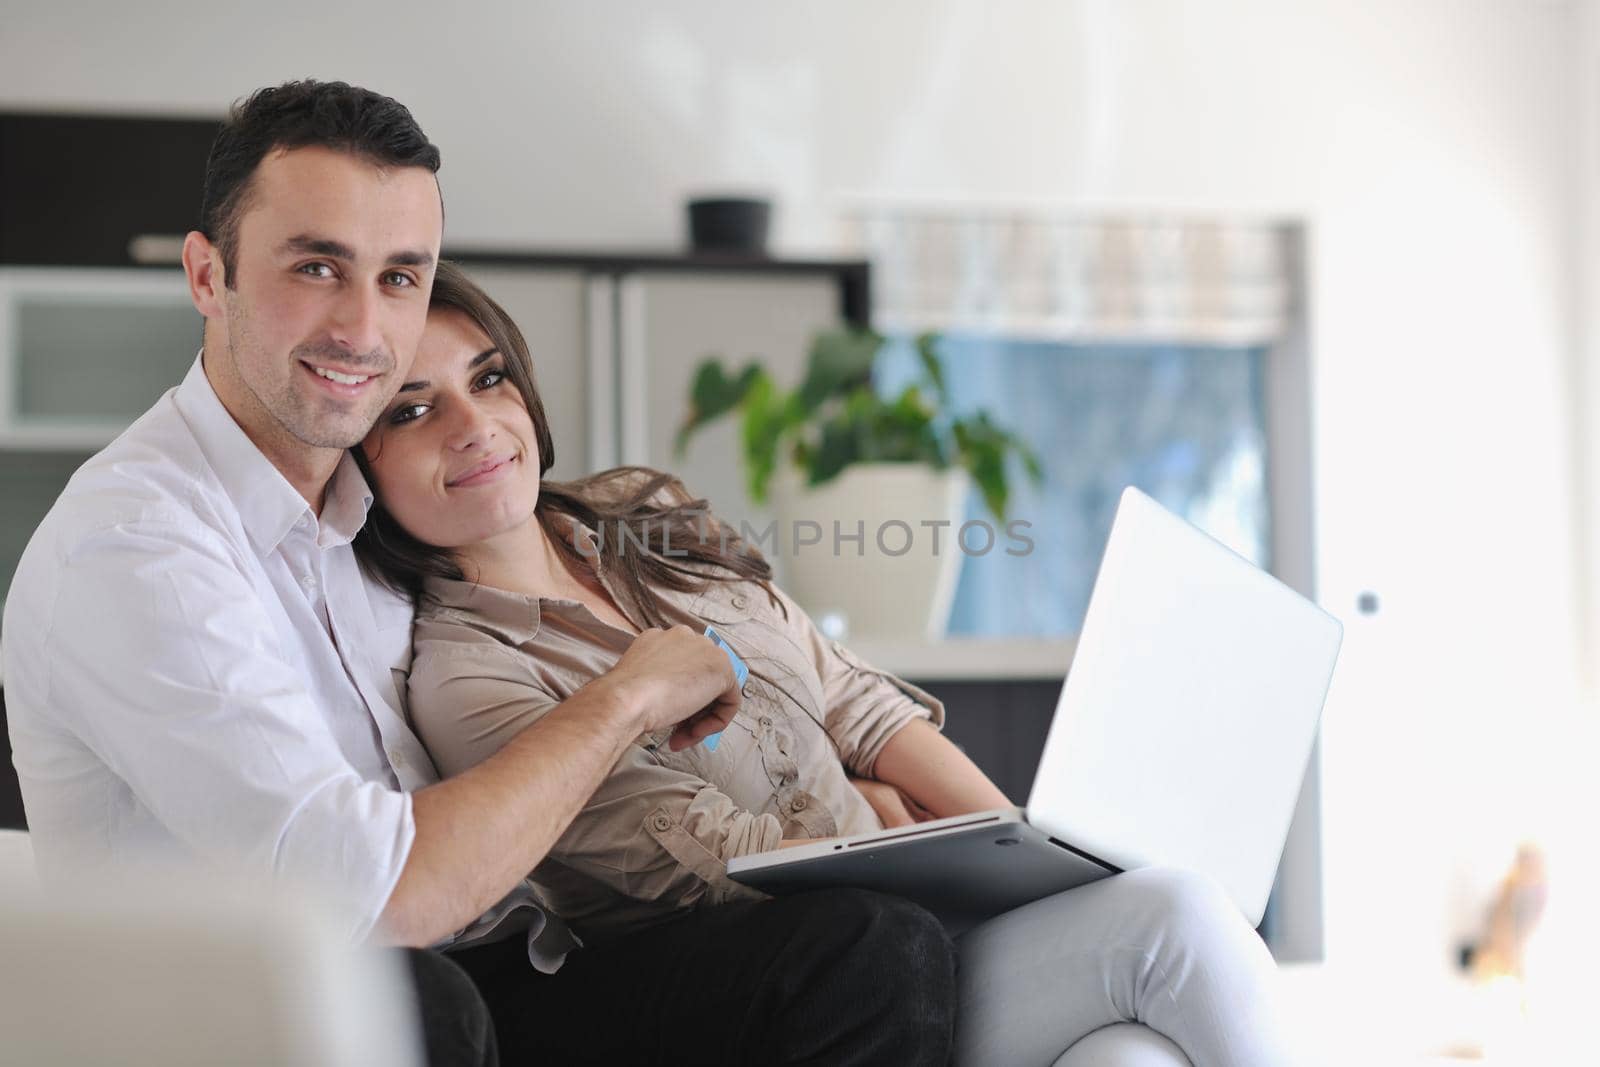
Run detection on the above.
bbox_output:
[677,328,1041,640]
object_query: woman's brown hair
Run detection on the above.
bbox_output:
[352,259,780,625]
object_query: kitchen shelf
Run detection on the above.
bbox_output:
[844,636,1076,682]
[446,247,871,327]
[0,423,121,451]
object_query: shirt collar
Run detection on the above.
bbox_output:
[318,453,377,549]
[423,574,545,644]
[421,518,621,642]
[173,353,375,556]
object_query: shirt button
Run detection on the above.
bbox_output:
[301,575,317,591]
[388,748,406,769]
[791,796,808,812]
[651,813,673,832]
[759,715,773,728]
[731,595,748,610]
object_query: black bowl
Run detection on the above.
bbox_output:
[687,197,772,255]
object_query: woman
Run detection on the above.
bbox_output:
[354,261,1298,1067]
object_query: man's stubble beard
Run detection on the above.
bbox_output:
[222,289,394,451]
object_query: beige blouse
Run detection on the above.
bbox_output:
[405,522,945,945]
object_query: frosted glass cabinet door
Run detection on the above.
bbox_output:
[622,272,839,543]
[459,266,590,481]
[0,267,198,449]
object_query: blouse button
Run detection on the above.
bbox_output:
[759,715,773,728]
[732,595,748,610]
[651,813,672,832]
[791,796,808,812]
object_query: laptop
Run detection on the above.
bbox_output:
[727,487,1342,928]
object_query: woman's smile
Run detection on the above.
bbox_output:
[448,452,519,488]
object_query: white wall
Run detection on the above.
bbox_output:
[5,0,1593,1011]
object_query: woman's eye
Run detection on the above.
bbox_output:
[389,402,429,424]
[474,369,506,390]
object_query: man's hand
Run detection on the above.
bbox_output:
[850,777,938,829]
[594,625,743,750]
[382,624,742,946]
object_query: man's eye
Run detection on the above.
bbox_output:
[474,369,506,390]
[384,271,417,288]
[298,263,335,278]
[389,403,429,424]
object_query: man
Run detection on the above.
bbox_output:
[1,81,955,1065]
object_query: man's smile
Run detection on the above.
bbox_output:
[299,358,382,397]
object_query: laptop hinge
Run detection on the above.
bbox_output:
[1047,837,1123,874]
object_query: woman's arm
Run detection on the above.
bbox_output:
[870,719,1011,819]
[755,579,1007,820]
[848,777,937,827]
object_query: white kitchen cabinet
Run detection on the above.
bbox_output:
[0,253,867,609]
[620,271,840,547]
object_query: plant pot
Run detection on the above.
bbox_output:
[686,197,772,255]
[769,463,968,641]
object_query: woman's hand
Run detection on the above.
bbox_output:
[849,777,938,829]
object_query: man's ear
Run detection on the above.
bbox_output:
[182,230,226,318]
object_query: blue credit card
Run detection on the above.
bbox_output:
[702,626,748,751]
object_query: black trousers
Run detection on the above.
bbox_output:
[407,947,499,1067]
[419,888,956,1067]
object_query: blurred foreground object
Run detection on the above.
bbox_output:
[1468,842,1548,984]
[0,832,422,1067]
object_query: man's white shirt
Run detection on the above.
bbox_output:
[2,355,559,957]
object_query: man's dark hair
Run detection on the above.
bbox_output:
[199,80,441,285]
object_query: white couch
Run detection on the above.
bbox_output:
[0,829,422,1066]
[1,829,1197,1065]
[0,826,32,883]
[1055,1025,1192,1066]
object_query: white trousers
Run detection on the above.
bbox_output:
[953,868,1297,1067]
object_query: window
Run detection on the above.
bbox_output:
[877,334,1271,636]
[852,208,1297,638]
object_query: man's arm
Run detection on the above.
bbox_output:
[17,519,421,940]
[378,624,740,947]
[15,517,735,948]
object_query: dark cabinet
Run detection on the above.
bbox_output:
[0,113,221,266]
[926,680,1062,803]
[0,690,22,830]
